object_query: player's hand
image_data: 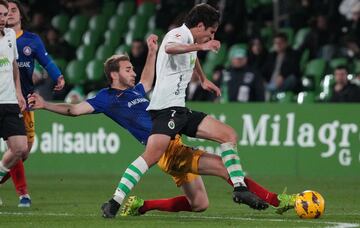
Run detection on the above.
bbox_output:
[200,40,220,52]
[201,79,221,97]
[16,92,26,112]
[147,34,158,53]
[27,93,45,110]
[54,75,65,91]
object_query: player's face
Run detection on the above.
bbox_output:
[273,37,287,53]
[334,69,348,84]
[118,60,136,88]
[7,2,20,27]
[196,23,218,43]
[0,5,8,31]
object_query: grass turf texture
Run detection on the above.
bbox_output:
[1,170,359,228]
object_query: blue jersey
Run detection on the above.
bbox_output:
[16,31,61,97]
[86,83,152,145]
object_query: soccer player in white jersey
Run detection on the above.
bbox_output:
[102,3,267,218]
[0,0,27,198]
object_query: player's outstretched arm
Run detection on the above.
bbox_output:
[165,39,220,55]
[140,34,158,92]
[34,35,65,91]
[28,93,94,116]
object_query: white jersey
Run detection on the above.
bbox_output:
[147,24,197,110]
[0,28,18,104]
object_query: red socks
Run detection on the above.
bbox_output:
[138,176,280,215]
[9,161,28,196]
[228,177,280,207]
[139,195,192,214]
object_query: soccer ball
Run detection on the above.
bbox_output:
[295,190,325,219]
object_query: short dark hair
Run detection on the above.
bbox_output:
[335,65,348,73]
[8,0,29,27]
[184,3,220,29]
[0,0,8,9]
[104,54,130,83]
[274,32,288,42]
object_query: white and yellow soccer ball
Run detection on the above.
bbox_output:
[295,190,325,219]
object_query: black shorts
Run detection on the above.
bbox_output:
[149,107,207,139]
[0,104,26,140]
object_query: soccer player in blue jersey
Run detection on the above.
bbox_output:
[29,34,296,217]
[0,0,65,207]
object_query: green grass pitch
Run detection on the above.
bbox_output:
[1,170,359,228]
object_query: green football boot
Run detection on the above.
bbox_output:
[120,196,144,216]
[275,188,297,215]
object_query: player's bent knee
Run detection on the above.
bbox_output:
[22,153,29,161]
[191,197,209,212]
[23,145,33,158]
[142,150,164,167]
[192,201,209,212]
[223,129,238,145]
[11,144,28,157]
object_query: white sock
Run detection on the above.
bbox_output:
[0,161,9,182]
[113,156,149,204]
[220,142,246,187]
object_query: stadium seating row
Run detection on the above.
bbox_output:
[49,0,359,104]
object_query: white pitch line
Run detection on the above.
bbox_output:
[0,211,359,227]
[325,213,360,216]
[146,214,360,228]
[0,211,76,217]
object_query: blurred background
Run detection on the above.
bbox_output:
[19,0,360,104]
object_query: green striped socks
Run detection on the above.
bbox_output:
[113,156,148,205]
[0,161,9,182]
[220,143,245,187]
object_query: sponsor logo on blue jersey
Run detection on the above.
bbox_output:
[17,61,31,68]
[127,98,148,108]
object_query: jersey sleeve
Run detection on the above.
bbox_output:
[134,83,146,96]
[11,30,18,59]
[33,35,62,81]
[165,28,188,45]
[86,91,107,113]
